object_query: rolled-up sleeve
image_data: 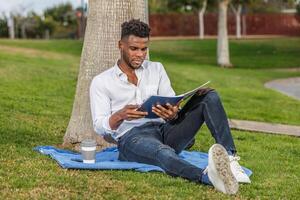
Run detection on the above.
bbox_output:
[90,77,115,136]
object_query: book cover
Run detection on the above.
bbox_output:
[139,81,210,118]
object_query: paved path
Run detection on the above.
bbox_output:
[265,77,300,100]
[153,37,300,136]
[228,77,300,137]
[229,119,300,137]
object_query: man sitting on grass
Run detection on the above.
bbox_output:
[90,19,250,195]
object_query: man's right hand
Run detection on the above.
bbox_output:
[115,105,148,121]
[109,105,148,130]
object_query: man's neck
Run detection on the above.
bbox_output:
[117,60,138,86]
[118,60,135,74]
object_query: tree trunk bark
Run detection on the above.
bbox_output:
[235,4,242,39]
[242,14,247,36]
[198,0,207,39]
[8,14,15,39]
[230,3,242,39]
[63,0,147,150]
[217,0,232,67]
[21,23,27,39]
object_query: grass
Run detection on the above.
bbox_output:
[0,38,300,199]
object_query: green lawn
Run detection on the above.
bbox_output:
[0,38,299,199]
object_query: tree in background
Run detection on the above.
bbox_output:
[198,0,207,39]
[164,0,214,39]
[63,0,148,149]
[44,3,77,38]
[44,3,75,26]
[148,0,169,13]
[7,12,55,39]
[230,0,243,38]
[217,0,232,67]
[0,14,9,38]
[246,0,296,13]
[167,0,199,12]
[197,0,220,39]
[38,16,56,39]
[157,0,233,67]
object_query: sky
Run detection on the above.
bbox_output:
[0,0,87,16]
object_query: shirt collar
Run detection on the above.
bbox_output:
[114,60,145,77]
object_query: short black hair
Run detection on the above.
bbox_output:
[121,19,151,39]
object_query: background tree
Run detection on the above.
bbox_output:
[44,3,77,38]
[167,0,198,12]
[38,16,56,39]
[246,0,294,13]
[165,0,212,39]
[148,0,169,13]
[0,14,9,38]
[44,3,75,26]
[230,0,243,38]
[217,0,232,67]
[198,0,207,39]
[63,0,148,149]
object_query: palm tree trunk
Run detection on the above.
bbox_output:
[63,0,147,150]
[217,0,232,67]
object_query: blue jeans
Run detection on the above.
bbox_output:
[117,91,236,184]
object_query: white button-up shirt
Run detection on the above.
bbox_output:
[90,60,175,140]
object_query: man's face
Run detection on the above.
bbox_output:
[119,35,149,70]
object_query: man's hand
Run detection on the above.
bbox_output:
[152,103,180,121]
[196,87,214,96]
[116,105,148,121]
[109,105,148,130]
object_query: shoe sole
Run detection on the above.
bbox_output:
[209,144,239,194]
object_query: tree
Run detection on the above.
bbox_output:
[230,0,243,39]
[217,0,232,67]
[166,0,211,39]
[63,0,148,149]
[198,0,207,39]
[7,13,15,39]
[0,14,9,38]
[297,2,300,14]
[44,3,76,26]
[148,0,169,13]
[44,3,78,38]
[38,16,56,39]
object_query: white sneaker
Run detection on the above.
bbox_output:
[229,155,251,183]
[206,144,239,195]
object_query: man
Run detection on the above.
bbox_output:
[90,19,250,195]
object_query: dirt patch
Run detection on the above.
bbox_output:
[273,68,300,72]
[0,45,75,60]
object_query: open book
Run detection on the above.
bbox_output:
[138,81,210,118]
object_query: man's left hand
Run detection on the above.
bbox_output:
[152,103,179,121]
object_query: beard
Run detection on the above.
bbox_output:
[122,51,143,70]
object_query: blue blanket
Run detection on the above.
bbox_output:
[34,146,252,176]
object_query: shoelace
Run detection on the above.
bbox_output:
[230,156,245,173]
[230,155,240,162]
[203,156,244,175]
